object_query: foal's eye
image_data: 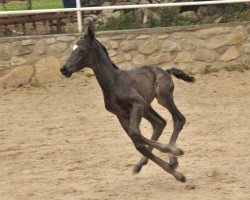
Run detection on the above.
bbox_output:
[72,44,78,51]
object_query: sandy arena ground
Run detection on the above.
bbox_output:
[0,70,249,200]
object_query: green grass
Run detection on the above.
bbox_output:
[0,0,64,11]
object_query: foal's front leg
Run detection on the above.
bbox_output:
[117,103,186,182]
[133,107,167,174]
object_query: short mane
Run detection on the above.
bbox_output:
[95,39,119,69]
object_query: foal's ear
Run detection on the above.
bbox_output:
[87,21,95,42]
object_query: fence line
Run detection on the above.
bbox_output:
[1,0,250,32]
[1,0,250,15]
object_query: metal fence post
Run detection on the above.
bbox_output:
[76,0,83,33]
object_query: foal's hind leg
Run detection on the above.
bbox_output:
[117,108,186,182]
[133,107,166,174]
[156,74,186,169]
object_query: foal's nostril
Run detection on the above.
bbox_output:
[60,66,72,78]
[60,67,66,73]
[60,66,68,75]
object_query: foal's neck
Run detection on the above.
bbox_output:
[91,47,119,94]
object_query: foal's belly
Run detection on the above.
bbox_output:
[136,81,156,105]
[131,69,157,105]
[145,86,156,101]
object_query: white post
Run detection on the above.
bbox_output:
[76,0,82,33]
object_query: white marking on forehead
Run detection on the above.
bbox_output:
[73,44,78,51]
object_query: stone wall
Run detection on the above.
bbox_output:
[0,22,249,79]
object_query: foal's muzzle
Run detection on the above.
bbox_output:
[60,66,72,78]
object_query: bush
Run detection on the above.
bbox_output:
[224,3,247,14]
[159,7,180,27]
[99,3,249,31]
[176,16,196,26]
[99,12,143,31]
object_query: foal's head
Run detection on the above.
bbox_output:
[60,23,96,78]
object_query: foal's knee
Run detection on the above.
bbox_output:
[129,130,141,143]
[134,143,146,152]
[159,119,167,129]
[151,117,166,130]
[178,114,186,127]
[175,114,186,132]
[129,131,147,152]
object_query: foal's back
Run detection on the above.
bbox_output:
[116,65,173,105]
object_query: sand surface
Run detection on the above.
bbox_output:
[0,70,249,200]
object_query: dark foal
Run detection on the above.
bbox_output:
[60,23,195,182]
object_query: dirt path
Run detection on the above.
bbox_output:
[0,70,249,200]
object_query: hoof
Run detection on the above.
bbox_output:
[175,172,186,183]
[132,164,142,175]
[170,156,179,169]
[179,174,186,183]
[172,147,184,156]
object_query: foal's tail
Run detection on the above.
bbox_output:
[166,68,195,83]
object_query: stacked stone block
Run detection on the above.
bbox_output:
[0,22,249,80]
